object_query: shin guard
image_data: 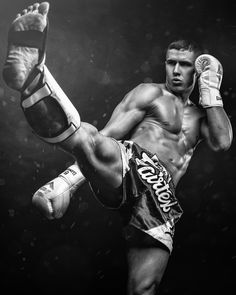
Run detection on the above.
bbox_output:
[21,65,81,144]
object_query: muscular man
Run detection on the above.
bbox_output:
[3,2,233,295]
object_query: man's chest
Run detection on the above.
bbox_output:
[147,97,203,146]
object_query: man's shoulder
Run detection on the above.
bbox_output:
[135,82,163,91]
[133,83,164,99]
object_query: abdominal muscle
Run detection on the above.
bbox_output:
[130,121,195,186]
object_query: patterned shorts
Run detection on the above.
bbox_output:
[90,140,183,253]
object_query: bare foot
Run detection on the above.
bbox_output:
[3,2,49,91]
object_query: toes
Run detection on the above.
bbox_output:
[17,5,33,18]
[16,2,49,18]
[33,3,40,11]
[38,2,50,16]
[27,5,33,12]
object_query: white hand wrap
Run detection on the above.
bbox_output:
[32,163,85,219]
[195,54,223,108]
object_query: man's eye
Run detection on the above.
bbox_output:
[180,62,192,67]
[166,60,175,66]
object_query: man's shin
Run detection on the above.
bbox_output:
[21,65,81,146]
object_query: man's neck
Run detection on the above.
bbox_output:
[165,83,193,106]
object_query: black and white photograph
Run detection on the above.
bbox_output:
[0,1,235,294]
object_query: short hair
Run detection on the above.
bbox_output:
[167,39,203,57]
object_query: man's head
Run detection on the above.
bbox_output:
[165,39,203,98]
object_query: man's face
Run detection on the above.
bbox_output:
[165,48,197,94]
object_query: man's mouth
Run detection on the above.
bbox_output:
[172,78,182,84]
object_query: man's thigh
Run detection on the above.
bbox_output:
[62,122,123,190]
[127,241,170,295]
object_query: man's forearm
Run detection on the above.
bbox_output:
[205,106,233,151]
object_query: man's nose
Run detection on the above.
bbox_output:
[173,63,180,75]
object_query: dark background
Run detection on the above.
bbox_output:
[0,0,236,294]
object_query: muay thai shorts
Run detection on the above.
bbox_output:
[90,140,183,253]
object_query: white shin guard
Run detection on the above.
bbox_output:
[21,65,81,144]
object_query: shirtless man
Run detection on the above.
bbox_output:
[3,2,233,295]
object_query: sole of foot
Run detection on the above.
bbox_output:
[3,2,49,91]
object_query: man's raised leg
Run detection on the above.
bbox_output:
[3,2,84,218]
[3,2,81,145]
[3,2,123,208]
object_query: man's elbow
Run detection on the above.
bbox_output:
[211,136,232,152]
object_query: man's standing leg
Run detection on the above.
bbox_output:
[126,227,170,295]
[127,247,169,295]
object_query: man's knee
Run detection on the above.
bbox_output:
[63,122,100,155]
[130,276,159,295]
[129,264,163,295]
[61,122,122,190]
[127,247,169,295]
[71,122,120,162]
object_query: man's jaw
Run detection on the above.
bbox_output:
[165,80,194,101]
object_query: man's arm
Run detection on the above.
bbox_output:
[195,54,233,151]
[100,83,161,138]
[32,162,86,219]
[201,107,233,151]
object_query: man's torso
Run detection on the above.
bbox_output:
[129,83,204,185]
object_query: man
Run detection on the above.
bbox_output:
[3,2,233,295]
